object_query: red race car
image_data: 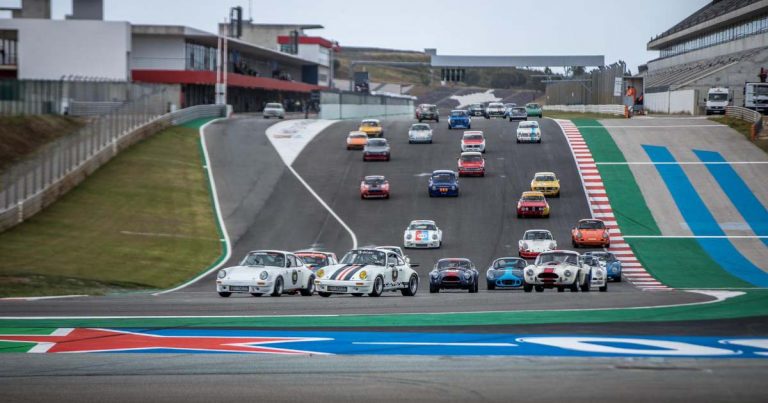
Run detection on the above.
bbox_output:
[360,175,390,199]
[517,191,550,218]
[457,152,485,177]
[571,219,610,248]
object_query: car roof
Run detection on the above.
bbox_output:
[451,109,467,112]
[542,250,579,255]
[432,170,456,175]
[464,131,483,135]
[580,218,605,223]
[460,151,483,157]
[522,191,545,196]
[246,250,291,255]
[348,131,367,136]
[438,258,471,262]
[410,123,431,127]
[361,119,380,123]
[363,175,386,180]
[534,171,556,176]
[525,229,552,234]
[410,219,436,225]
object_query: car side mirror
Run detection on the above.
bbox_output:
[410,263,420,268]
[389,262,396,268]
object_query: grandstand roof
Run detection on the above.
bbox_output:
[659,0,760,39]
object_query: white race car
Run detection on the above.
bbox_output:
[216,250,315,297]
[315,248,420,297]
[579,254,609,292]
[263,102,285,119]
[518,229,557,259]
[376,245,411,264]
[523,250,591,293]
[408,123,433,144]
[516,120,541,143]
[461,131,486,153]
[403,219,443,248]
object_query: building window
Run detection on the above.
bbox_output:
[658,13,768,59]
[185,42,217,71]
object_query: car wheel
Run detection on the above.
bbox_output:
[351,293,364,297]
[318,292,332,298]
[571,279,581,292]
[279,116,284,119]
[419,119,423,122]
[599,283,608,292]
[436,118,439,123]
[517,213,522,218]
[468,281,477,293]
[218,292,231,297]
[401,274,419,296]
[580,278,590,292]
[534,286,544,292]
[467,124,471,129]
[572,240,578,248]
[270,277,284,297]
[369,276,384,297]
[385,194,390,199]
[616,274,623,283]
[429,283,439,293]
[250,293,262,297]
[299,276,315,296]
[523,283,533,292]
[557,286,565,292]
[263,116,269,119]
[487,282,496,290]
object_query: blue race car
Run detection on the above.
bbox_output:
[428,170,459,197]
[429,258,479,293]
[584,251,622,282]
[486,257,527,290]
[448,110,471,130]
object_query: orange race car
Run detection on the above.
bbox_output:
[571,219,610,248]
[346,131,368,150]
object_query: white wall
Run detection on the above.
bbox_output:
[130,35,186,70]
[0,19,131,80]
[319,103,413,120]
[645,89,698,115]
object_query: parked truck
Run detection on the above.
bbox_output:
[744,82,768,113]
[705,87,730,115]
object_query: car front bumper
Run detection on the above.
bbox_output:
[217,281,274,294]
[405,240,440,248]
[316,279,373,294]
[518,208,549,217]
[461,145,485,152]
[488,276,523,288]
[429,187,459,197]
[363,153,390,160]
[573,237,609,246]
[458,167,484,176]
[517,134,541,142]
[409,135,433,143]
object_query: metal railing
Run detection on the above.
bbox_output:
[725,106,764,140]
[0,103,227,232]
[543,104,626,116]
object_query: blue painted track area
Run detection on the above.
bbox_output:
[643,145,768,287]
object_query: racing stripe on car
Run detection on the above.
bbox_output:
[342,265,367,281]
[330,265,354,280]
[555,119,671,292]
[335,265,361,281]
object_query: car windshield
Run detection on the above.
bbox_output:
[708,93,728,101]
[451,111,467,117]
[241,252,285,267]
[361,121,379,127]
[349,133,367,139]
[411,124,430,131]
[437,260,471,270]
[513,108,526,113]
[536,252,578,266]
[522,194,545,202]
[367,139,387,147]
[265,103,282,109]
[527,103,540,109]
[505,104,517,108]
[340,250,386,265]
[471,104,482,109]
[520,122,539,129]
[524,231,553,240]
[461,154,483,162]
[493,258,525,269]
[378,247,402,256]
[464,134,483,141]
[409,223,436,231]
[432,173,455,183]
[364,177,386,186]
[489,103,503,108]
[755,86,768,96]
[420,105,436,111]
[589,252,616,262]
[535,174,556,181]
[578,220,605,230]
[297,255,328,266]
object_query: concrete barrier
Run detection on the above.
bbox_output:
[543,104,626,116]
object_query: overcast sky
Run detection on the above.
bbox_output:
[44,0,709,72]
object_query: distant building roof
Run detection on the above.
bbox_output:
[277,35,338,49]
[656,0,760,40]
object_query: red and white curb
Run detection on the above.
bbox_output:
[555,120,671,291]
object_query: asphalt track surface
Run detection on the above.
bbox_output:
[0,116,713,317]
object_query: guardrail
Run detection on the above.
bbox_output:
[0,104,227,233]
[725,106,764,140]
[543,104,626,116]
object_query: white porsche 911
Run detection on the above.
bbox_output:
[315,248,420,297]
[216,250,316,297]
[403,219,442,248]
[518,229,557,259]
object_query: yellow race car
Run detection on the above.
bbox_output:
[530,171,560,198]
[358,119,383,137]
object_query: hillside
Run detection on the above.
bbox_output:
[0,115,86,171]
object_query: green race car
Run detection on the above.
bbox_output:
[526,103,543,118]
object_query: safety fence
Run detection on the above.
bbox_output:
[0,79,176,117]
[319,91,415,120]
[726,106,764,139]
[0,104,227,232]
[545,62,628,106]
[543,104,626,116]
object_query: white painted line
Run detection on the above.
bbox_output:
[154,118,231,296]
[583,175,601,180]
[353,342,518,347]
[580,125,726,129]
[623,235,768,239]
[597,161,768,165]
[593,213,615,218]
[0,295,87,301]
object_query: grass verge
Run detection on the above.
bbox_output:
[0,120,221,297]
[709,116,768,154]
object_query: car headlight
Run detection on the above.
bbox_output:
[430,271,438,278]
[316,268,325,278]
[432,234,438,240]
[259,271,269,280]
[549,242,556,249]
[217,270,227,279]
[526,269,534,276]
[431,185,436,190]
[359,270,368,280]
[464,271,472,279]
[564,270,572,277]
[521,242,529,250]
[406,233,412,240]
[451,185,456,190]
[487,271,495,280]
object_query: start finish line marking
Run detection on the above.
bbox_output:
[1,328,767,358]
